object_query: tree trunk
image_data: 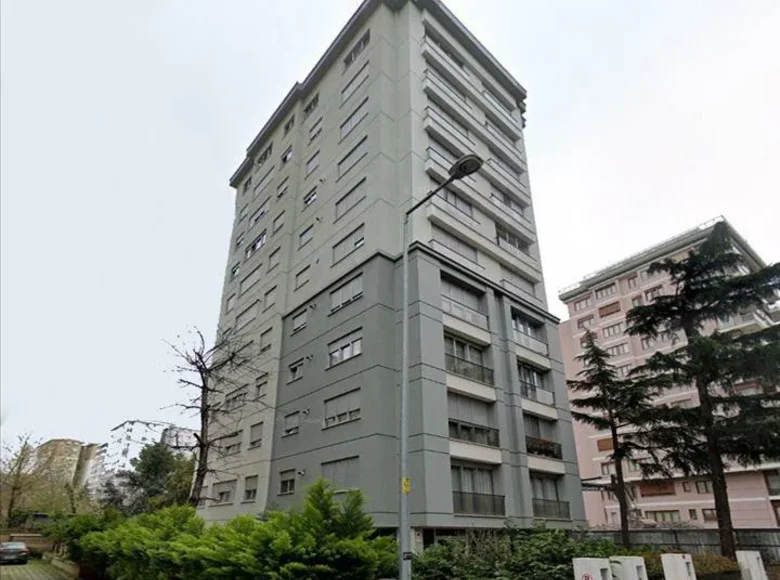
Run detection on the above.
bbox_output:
[188,388,210,508]
[611,423,631,549]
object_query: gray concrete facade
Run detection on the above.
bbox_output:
[199,0,586,533]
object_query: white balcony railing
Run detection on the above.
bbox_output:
[514,330,548,356]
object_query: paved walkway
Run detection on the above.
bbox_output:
[0,561,72,580]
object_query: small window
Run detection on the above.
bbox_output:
[324,389,361,428]
[226,294,236,313]
[273,212,285,233]
[283,115,295,135]
[246,231,267,258]
[306,151,320,176]
[229,263,241,281]
[283,412,300,436]
[268,248,281,271]
[338,137,368,178]
[288,360,304,382]
[603,322,624,338]
[577,316,594,330]
[279,469,296,494]
[596,438,614,452]
[702,509,717,522]
[343,29,370,70]
[328,329,363,367]
[595,283,617,299]
[249,423,263,448]
[683,482,692,492]
[627,276,638,289]
[303,187,317,209]
[292,311,307,332]
[696,480,713,494]
[335,179,366,220]
[340,98,369,140]
[263,286,276,310]
[321,456,360,489]
[573,296,593,312]
[645,286,663,301]
[242,176,252,193]
[257,144,273,166]
[331,274,363,311]
[689,508,698,520]
[239,204,249,221]
[251,200,269,227]
[342,61,370,103]
[333,225,365,264]
[606,343,630,357]
[235,233,245,249]
[631,296,643,307]
[303,93,319,118]
[299,225,314,248]
[253,167,275,197]
[308,117,323,143]
[243,475,258,501]
[259,328,272,353]
[254,374,268,399]
[598,302,621,317]
[281,146,293,164]
[240,266,262,294]
[295,265,311,289]
[277,178,289,198]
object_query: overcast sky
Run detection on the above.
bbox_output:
[1,0,777,444]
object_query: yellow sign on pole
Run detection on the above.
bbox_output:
[402,476,411,495]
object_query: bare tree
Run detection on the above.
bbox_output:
[0,434,42,523]
[168,328,267,507]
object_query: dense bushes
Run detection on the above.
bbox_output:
[62,480,396,580]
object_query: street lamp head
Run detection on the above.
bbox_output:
[448,153,483,180]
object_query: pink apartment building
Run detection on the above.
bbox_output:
[557,217,780,529]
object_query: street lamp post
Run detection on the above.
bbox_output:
[398,153,483,580]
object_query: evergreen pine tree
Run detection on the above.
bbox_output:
[625,221,780,558]
[568,331,653,548]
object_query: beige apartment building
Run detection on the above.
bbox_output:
[558,217,780,529]
[199,0,586,541]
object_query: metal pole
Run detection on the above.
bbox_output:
[399,212,411,580]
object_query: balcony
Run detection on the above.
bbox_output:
[442,295,488,329]
[520,382,555,406]
[453,491,505,516]
[487,156,524,190]
[445,353,494,385]
[449,419,499,447]
[526,436,562,459]
[489,194,533,230]
[532,498,570,519]
[427,147,477,186]
[514,329,548,356]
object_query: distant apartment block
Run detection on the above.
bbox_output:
[558,217,780,528]
[200,0,585,542]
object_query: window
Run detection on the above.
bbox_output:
[703,509,717,522]
[273,212,285,233]
[235,233,245,249]
[429,136,458,166]
[263,286,276,310]
[427,32,464,69]
[303,187,317,209]
[322,456,359,489]
[249,423,263,448]
[303,93,319,118]
[214,480,236,504]
[239,204,249,221]
[442,278,486,327]
[268,248,280,271]
[292,310,307,332]
[340,98,369,139]
[616,364,632,378]
[277,178,289,198]
[599,302,621,317]
[485,118,514,144]
[502,267,536,297]
[603,322,624,338]
[513,313,543,340]
[243,476,258,501]
[242,176,252,194]
[496,225,529,255]
[331,275,363,311]
[639,481,676,496]
[333,225,365,263]
[335,179,366,220]
[573,296,593,312]
[253,167,275,197]
[224,387,248,412]
[254,374,268,399]
[283,412,300,436]
[518,363,549,399]
[257,144,272,166]
[328,329,363,366]
[606,343,630,357]
[601,462,616,475]
[288,359,304,382]
[236,302,257,329]
[308,117,323,143]
[437,181,472,217]
[444,334,485,367]
[259,328,272,353]
[626,459,641,472]
[251,200,269,227]
[632,296,643,307]
[689,509,698,520]
[281,146,293,164]
[220,431,242,455]
[226,294,237,313]
[596,438,614,452]
[343,29,370,70]
[299,225,314,248]
[324,389,361,427]
[245,231,267,258]
[646,510,681,523]
[490,150,521,179]
[683,482,692,492]
[306,151,320,176]
[295,265,311,289]
[640,336,655,350]
[451,463,496,495]
[524,414,556,441]
[696,480,713,494]
[240,266,262,294]
[645,286,663,301]
[338,137,367,178]
[283,115,295,135]
[279,469,296,494]
[595,283,617,299]
[342,61,370,103]
[490,186,525,219]
[577,316,595,330]
[427,66,467,101]
[432,226,477,263]
[627,276,638,289]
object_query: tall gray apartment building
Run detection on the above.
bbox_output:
[199,0,585,541]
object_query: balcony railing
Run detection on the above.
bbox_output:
[453,491,505,516]
[427,147,476,184]
[497,236,532,260]
[490,195,531,227]
[445,353,494,385]
[526,436,562,459]
[442,295,488,329]
[532,498,570,519]
[514,329,548,356]
[520,382,555,405]
[488,157,523,186]
[426,105,470,142]
[449,419,499,447]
